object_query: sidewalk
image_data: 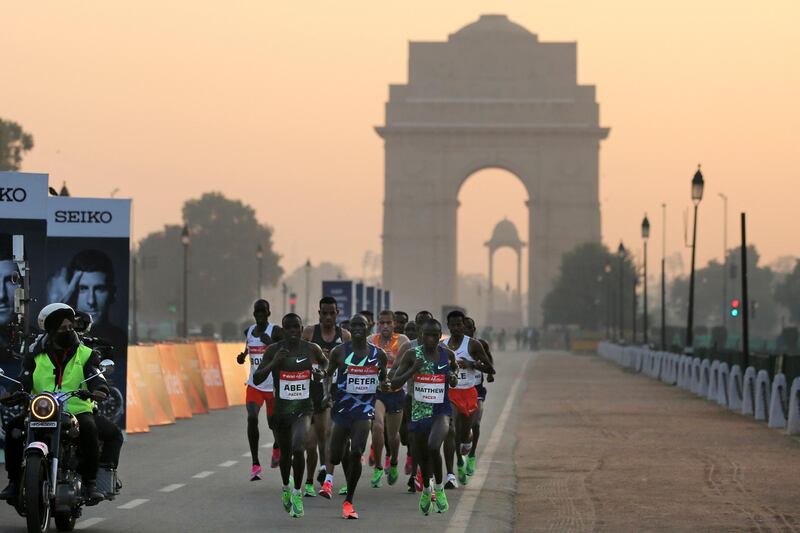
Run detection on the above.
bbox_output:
[514,352,800,532]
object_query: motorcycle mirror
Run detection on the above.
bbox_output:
[0,368,23,385]
[99,359,115,375]
[0,368,4,376]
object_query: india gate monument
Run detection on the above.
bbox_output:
[377,14,609,326]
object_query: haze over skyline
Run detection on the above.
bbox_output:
[3,2,798,292]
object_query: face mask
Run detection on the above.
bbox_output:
[54,330,77,348]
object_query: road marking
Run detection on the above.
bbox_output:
[219,460,238,467]
[193,471,215,479]
[159,483,185,492]
[242,452,252,457]
[75,517,106,529]
[260,441,275,448]
[118,498,149,510]
[445,357,531,533]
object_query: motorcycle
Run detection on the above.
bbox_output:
[0,359,121,532]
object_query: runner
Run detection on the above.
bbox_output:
[369,309,409,487]
[441,310,494,487]
[463,316,495,477]
[404,321,418,341]
[391,318,457,515]
[253,313,327,518]
[393,311,409,334]
[301,296,351,496]
[236,299,283,480]
[324,314,388,519]
[396,310,433,491]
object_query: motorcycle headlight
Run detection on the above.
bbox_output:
[31,395,56,421]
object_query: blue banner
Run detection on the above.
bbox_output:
[365,286,376,314]
[355,282,364,313]
[322,280,355,322]
[384,290,392,310]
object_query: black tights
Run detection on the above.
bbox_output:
[275,415,310,490]
[329,419,370,503]
[410,415,449,489]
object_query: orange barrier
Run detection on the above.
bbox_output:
[124,351,150,434]
[131,345,175,426]
[175,344,208,415]
[156,344,193,419]
[195,342,229,410]
[216,342,249,406]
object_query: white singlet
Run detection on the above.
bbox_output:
[246,323,275,392]
[444,335,476,389]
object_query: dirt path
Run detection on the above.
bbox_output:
[514,352,800,532]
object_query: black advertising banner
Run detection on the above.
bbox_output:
[321,280,355,322]
[47,196,131,428]
[0,172,48,451]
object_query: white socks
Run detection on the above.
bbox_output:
[325,474,334,484]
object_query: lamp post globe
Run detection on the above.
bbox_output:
[692,165,705,204]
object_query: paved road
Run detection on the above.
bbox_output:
[1,350,533,532]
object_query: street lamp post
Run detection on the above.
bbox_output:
[256,244,263,299]
[304,259,311,322]
[661,203,667,349]
[618,242,626,342]
[642,215,650,345]
[180,224,190,340]
[718,193,728,330]
[632,270,638,344]
[604,261,612,339]
[686,166,705,351]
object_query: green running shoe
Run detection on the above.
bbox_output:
[466,456,476,476]
[290,492,304,518]
[457,463,469,486]
[303,483,316,497]
[338,484,348,495]
[281,489,292,513]
[370,468,384,488]
[419,491,432,516]
[434,488,449,513]
[387,465,399,486]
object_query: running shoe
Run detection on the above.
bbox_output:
[339,484,348,496]
[271,447,280,468]
[342,501,359,519]
[460,443,471,456]
[290,492,304,518]
[303,483,316,497]
[444,473,458,490]
[466,456,477,476]
[404,455,413,475]
[415,470,423,492]
[384,455,391,470]
[316,468,326,485]
[319,481,333,499]
[368,448,375,467]
[419,491,432,516]
[370,468,384,488]
[387,465,399,486]
[250,464,262,481]
[458,463,469,486]
[407,475,416,493]
[434,488,449,513]
[281,489,292,513]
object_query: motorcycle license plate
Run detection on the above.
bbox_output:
[29,421,57,428]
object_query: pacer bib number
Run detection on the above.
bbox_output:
[345,365,379,394]
[414,373,446,404]
[279,370,310,400]
[454,366,475,389]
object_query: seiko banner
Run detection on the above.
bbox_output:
[0,172,49,451]
[321,280,356,322]
[46,196,131,428]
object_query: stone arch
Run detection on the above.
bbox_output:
[377,14,609,325]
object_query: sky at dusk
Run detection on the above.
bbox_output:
[3,1,798,292]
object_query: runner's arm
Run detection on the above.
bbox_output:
[480,338,496,381]
[376,348,389,383]
[341,328,352,342]
[237,327,249,364]
[446,348,459,387]
[469,339,495,374]
[390,349,421,390]
[252,344,281,385]
[301,325,314,342]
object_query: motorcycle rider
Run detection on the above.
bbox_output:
[0,303,108,502]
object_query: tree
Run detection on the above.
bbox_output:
[137,192,283,334]
[775,259,800,324]
[543,242,636,330]
[0,118,34,171]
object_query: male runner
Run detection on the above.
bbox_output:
[301,296,351,496]
[358,310,375,334]
[236,299,283,480]
[404,321,418,341]
[323,314,388,519]
[253,313,327,518]
[464,316,495,477]
[442,310,494,487]
[369,309,409,487]
[393,311,409,335]
[391,318,457,515]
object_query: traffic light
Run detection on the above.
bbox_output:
[289,292,297,313]
[729,298,740,318]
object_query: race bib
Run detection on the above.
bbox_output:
[454,367,475,389]
[345,365,379,395]
[414,373,446,404]
[279,370,310,400]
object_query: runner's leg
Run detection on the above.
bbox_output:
[246,402,261,465]
[346,420,371,504]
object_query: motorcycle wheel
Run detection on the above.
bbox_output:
[24,454,51,533]
[54,511,76,531]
